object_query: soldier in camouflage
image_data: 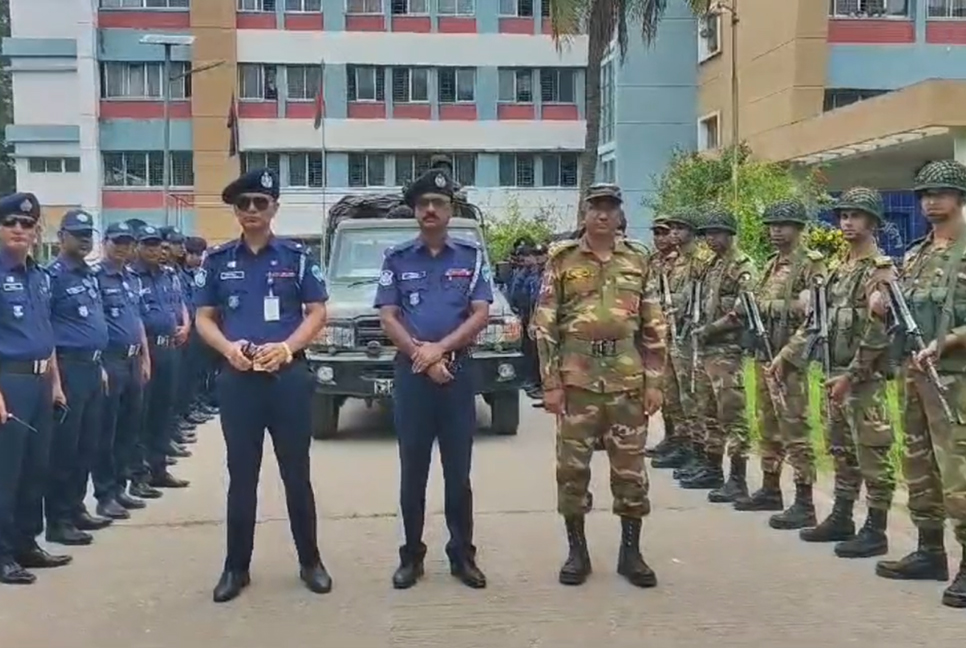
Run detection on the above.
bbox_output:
[680,209,757,504]
[775,188,896,556]
[532,183,666,589]
[874,160,966,609]
[735,199,824,531]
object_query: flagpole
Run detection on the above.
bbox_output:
[319,59,327,230]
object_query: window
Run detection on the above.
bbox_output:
[240,152,282,176]
[27,157,80,173]
[102,151,194,188]
[100,62,191,100]
[697,113,720,151]
[347,0,382,13]
[829,0,910,17]
[391,68,429,103]
[698,12,720,61]
[288,153,325,187]
[348,154,387,187]
[395,153,434,186]
[927,0,966,17]
[600,60,614,144]
[238,64,278,100]
[238,0,276,10]
[499,154,535,187]
[451,153,476,186]
[823,88,889,111]
[100,0,190,8]
[285,0,322,10]
[498,69,533,103]
[347,66,386,102]
[599,157,616,184]
[541,153,578,187]
[437,0,474,15]
[391,0,428,13]
[438,68,475,103]
[540,69,576,103]
[499,0,533,16]
[287,65,322,100]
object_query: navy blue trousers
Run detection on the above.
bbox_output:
[138,344,177,478]
[393,356,476,562]
[93,355,143,500]
[217,360,320,571]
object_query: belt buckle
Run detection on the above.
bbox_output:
[33,359,48,374]
[128,344,139,357]
[92,350,102,363]
[592,340,617,357]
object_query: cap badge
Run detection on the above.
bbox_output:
[118,223,129,230]
[145,226,156,234]
[434,174,446,189]
[261,171,273,189]
[20,200,32,213]
[77,213,89,223]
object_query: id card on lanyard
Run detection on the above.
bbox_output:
[264,275,280,322]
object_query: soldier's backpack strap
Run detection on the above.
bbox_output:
[935,232,966,353]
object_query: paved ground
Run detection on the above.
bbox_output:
[0,397,962,647]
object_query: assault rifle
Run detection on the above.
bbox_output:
[803,274,832,431]
[738,275,787,409]
[659,271,679,353]
[885,279,957,423]
[686,279,703,394]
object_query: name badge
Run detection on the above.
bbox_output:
[263,296,280,322]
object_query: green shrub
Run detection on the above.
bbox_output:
[482,196,556,263]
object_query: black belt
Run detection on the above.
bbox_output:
[0,359,50,375]
[56,348,103,363]
[104,344,142,360]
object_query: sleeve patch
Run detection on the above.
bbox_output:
[379,270,394,287]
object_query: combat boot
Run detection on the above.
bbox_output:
[875,528,949,581]
[769,483,817,530]
[941,547,966,609]
[798,496,854,541]
[558,516,592,586]
[733,471,783,512]
[708,456,748,503]
[673,445,702,480]
[616,517,657,588]
[652,443,689,469]
[834,508,888,558]
[645,420,676,457]
[680,452,724,490]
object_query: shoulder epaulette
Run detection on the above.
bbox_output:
[873,255,893,269]
[277,237,307,254]
[623,239,650,256]
[385,238,418,257]
[806,249,824,262]
[548,239,579,258]
[206,241,232,256]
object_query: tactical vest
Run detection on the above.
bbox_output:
[827,258,878,370]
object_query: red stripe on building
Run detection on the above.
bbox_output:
[236,12,276,29]
[285,13,324,30]
[97,11,190,29]
[99,101,191,119]
[826,19,915,44]
[438,17,476,33]
[925,21,966,44]
[101,191,194,209]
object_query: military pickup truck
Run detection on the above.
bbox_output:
[306,193,524,439]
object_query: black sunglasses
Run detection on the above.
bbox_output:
[1,216,36,229]
[234,196,271,211]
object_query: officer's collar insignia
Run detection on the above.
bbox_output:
[20,199,32,213]
[434,174,446,188]
[261,172,273,189]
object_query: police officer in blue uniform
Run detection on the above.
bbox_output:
[131,225,190,491]
[92,222,152,518]
[182,236,217,419]
[44,209,113,546]
[195,168,331,603]
[374,169,493,590]
[159,226,195,454]
[0,193,72,584]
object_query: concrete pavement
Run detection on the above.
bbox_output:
[0,397,961,647]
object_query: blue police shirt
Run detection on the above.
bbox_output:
[47,256,110,352]
[0,250,55,361]
[373,237,493,343]
[164,265,188,325]
[95,260,144,348]
[132,262,179,337]
[179,265,197,318]
[195,237,328,345]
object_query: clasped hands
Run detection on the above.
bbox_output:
[224,340,293,373]
[411,339,453,385]
[541,386,663,417]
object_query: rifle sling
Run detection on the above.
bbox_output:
[935,231,966,354]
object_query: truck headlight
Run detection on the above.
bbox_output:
[318,323,355,349]
[316,365,335,382]
[477,315,522,348]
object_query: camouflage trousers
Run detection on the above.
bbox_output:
[903,369,966,545]
[698,350,749,459]
[662,348,688,441]
[557,387,650,519]
[755,361,815,484]
[825,373,896,510]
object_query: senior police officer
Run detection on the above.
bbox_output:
[195,168,331,603]
[374,169,493,591]
[0,193,72,584]
[91,222,152,518]
[45,209,113,546]
[131,225,189,492]
[531,183,666,588]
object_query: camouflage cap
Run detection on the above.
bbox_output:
[697,208,738,235]
[833,186,884,222]
[651,215,671,230]
[663,210,695,230]
[585,183,623,204]
[762,198,808,226]
[913,159,966,194]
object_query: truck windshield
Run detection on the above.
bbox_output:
[329,227,483,281]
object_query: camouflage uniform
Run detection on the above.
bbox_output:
[532,183,666,588]
[781,188,896,556]
[680,209,756,503]
[875,161,966,608]
[735,199,824,529]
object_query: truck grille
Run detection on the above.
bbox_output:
[355,317,393,348]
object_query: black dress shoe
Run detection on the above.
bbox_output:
[0,561,36,585]
[150,472,190,489]
[74,511,113,531]
[167,442,192,458]
[46,523,93,546]
[299,563,333,594]
[130,482,163,499]
[450,558,487,589]
[15,545,72,569]
[392,560,424,589]
[212,570,251,603]
[96,499,131,520]
[116,491,147,509]
[166,456,178,466]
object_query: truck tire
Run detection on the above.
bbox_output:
[489,392,520,436]
[312,394,341,440]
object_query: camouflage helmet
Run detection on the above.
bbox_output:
[913,160,966,195]
[833,186,884,222]
[697,208,738,235]
[651,215,672,231]
[762,198,808,226]
[663,210,694,230]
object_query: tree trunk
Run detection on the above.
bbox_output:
[575,2,612,227]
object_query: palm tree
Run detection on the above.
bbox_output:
[547,0,709,222]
